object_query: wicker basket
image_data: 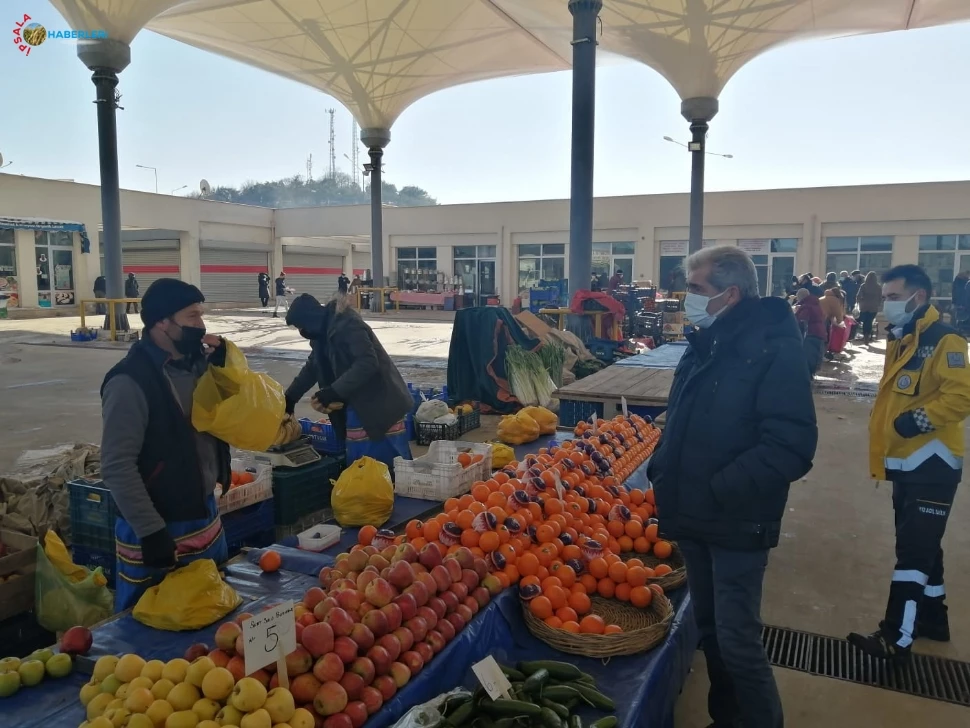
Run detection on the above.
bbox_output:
[521,593,673,658]
[621,542,687,592]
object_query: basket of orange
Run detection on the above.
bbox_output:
[618,536,686,592]
[519,556,674,658]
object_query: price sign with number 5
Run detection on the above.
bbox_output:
[242,601,297,680]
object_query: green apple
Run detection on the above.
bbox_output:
[100,674,123,695]
[0,670,21,698]
[0,657,21,673]
[27,648,54,664]
[18,659,45,687]
[46,653,73,678]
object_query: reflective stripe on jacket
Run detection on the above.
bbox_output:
[869,305,970,480]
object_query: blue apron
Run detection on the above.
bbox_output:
[114,494,228,612]
[344,406,412,473]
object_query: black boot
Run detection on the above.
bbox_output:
[847,630,911,662]
[917,603,950,642]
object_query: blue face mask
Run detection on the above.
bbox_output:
[685,290,728,329]
[883,291,917,328]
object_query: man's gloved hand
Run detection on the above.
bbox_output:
[311,387,341,412]
[203,335,227,366]
[285,397,297,415]
[894,409,933,439]
[141,527,177,569]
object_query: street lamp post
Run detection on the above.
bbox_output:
[171,185,187,195]
[662,136,733,159]
[136,164,157,193]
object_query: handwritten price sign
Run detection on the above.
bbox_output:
[472,656,512,701]
[242,601,297,679]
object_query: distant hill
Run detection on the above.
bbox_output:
[190,172,437,208]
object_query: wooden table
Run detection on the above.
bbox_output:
[538,307,622,339]
[555,361,675,419]
[356,287,399,313]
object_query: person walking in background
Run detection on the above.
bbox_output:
[258,271,270,307]
[273,271,291,318]
[124,273,140,313]
[648,246,817,728]
[794,288,826,375]
[819,286,846,358]
[338,272,350,295]
[951,270,969,331]
[608,268,624,292]
[856,271,882,344]
[840,270,859,312]
[849,265,970,661]
[94,274,107,315]
[822,271,840,292]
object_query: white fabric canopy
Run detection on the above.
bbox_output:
[47,1,970,128]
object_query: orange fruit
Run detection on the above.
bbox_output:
[579,614,606,634]
[461,529,480,548]
[607,561,628,584]
[562,620,581,633]
[541,575,563,591]
[624,520,643,539]
[579,574,598,594]
[588,557,609,580]
[596,578,616,599]
[604,624,623,635]
[545,585,568,610]
[444,498,460,513]
[633,537,651,554]
[654,563,673,576]
[358,525,377,546]
[551,564,576,588]
[472,484,491,503]
[518,552,540,577]
[423,520,441,543]
[405,519,424,540]
[561,544,582,562]
[617,535,634,553]
[653,540,673,559]
[479,531,501,553]
[258,549,281,573]
[648,583,665,598]
[495,571,511,589]
[630,585,653,608]
[504,563,520,584]
[568,591,592,615]
[627,566,648,588]
[529,595,553,620]
[520,574,541,590]
[644,523,659,543]
[544,616,563,629]
[457,453,472,468]
[614,582,632,602]
[607,520,625,539]
[556,606,578,623]
[456,510,476,531]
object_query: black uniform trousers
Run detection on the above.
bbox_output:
[881,479,957,647]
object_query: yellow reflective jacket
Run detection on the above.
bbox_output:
[869,305,970,481]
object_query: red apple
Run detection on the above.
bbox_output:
[405,616,429,643]
[344,701,368,728]
[226,656,245,682]
[184,643,209,662]
[461,568,480,591]
[338,671,365,701]
[392,627,414,653]
[436,617,456,642]
[373,675,397,701]
[333,636,359,664]
[286,646,313,676]
[418,543,442,570]
[456,604,475,623]
[430,565,452,594]
[208,648,230,668]
[428,597,448,620]
[443,558,462,583]
[314,681,349,716]
[472,587,490,608]
[367,554,390,571]
[349,623,375,652]
[314,596,339,622]
[323,715,353,728]
[463,596,480,616]
[404,581,430,608]
[59,626,93,657]
[349,656,375,685]
[393,593,418,621]
[379,603,403,632]
[439,590,460,615]
[426,630,446,654]
[377,633,402,662]
[335,589,362,612]
[356,570,380,593]
[364,578,396,609]
[291,673,322,704]
[413,641,434,665]
[304,587,327,610]
[366,645,391,676]
[386,560,415,590]
[392,542,418,564]
[299,612,318,627]
[214,622,241,653]
[319,567,339,590]
[251,669,271,688]
[446,612,466,633]
[449,582,469,603]
[472,558,489,580]
[452,547,475,570]
[234,612,254,626]
[389,661,411,688]
[360,686,383,715]
[313,653,345,683]
[416,606,438,631]
[301,622,335,658]
[400,650,424,676]
[362,608,389,639]
[325,607,355,637]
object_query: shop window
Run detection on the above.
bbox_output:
[517,243,564,292]
[396,247,437,287]
[591,242,635,287]
[0,229,18,308]
[918,235,970,304]
[825,236,893,279]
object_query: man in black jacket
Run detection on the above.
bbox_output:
[648,246,817,728]
[258,271,270,307]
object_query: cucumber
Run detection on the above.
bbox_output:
[590,718,617,728]
[540,698,570,721]
[471,717,497,728]
[480,699,544,718]
[538,707,565,728]
[500,664,527,682]
[518,661,585,681]
[570,684,615,712]
[443,692,474,716]
[522,668,550,694]
[569,716,584,728]
[447,700,478,726]
[540,685,583,703]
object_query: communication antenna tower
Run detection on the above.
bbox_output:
[306,153,313,182]
[351,119,360,188]
[327,109,337,178]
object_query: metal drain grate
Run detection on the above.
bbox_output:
[762,625,970,706]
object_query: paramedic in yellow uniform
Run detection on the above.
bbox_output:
[849,265,970,661]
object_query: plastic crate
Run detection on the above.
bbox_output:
[71,329,98,342]
[68,478,119,552]
[217,458,273,515]
[558,399,604,428]
[587,338,624,363]
[71,543,115,588]
[299,418,345,455]
[272,456,342,526]
[394,441,493,501]
[457,404,481,435]
[222,499,276,556]
[415,420,461,446]
[275,508,335,541]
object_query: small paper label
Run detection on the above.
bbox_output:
[243,601,297,676]
[472,656,512,701]
[621,396,629,416]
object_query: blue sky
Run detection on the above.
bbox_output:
[3,1,970,205]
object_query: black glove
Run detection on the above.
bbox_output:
[893,411,926,439]
[141,527,177,569]
[207,337,228,367]
[284,397,297,415]
[312,387,341,409]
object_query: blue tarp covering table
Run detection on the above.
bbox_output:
[614,341,688,368]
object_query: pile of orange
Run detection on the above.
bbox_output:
[387,414,677,637]
[456,452,485,469]
[228,469,256,489]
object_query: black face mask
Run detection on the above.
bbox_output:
[172,324,207,358]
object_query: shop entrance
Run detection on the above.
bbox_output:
[454,245,497,306]
[35,231,75,307]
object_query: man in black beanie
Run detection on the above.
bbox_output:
[100,278,231,611]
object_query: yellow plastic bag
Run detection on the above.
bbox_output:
[521,406,559,436]
[331,456,395,527]
[497,411,541,445]
[35,531,112,632]
[192,340,286,451]
[489,442,515,469]
[133,559,242,631]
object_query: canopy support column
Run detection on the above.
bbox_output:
[361,128,390,312]
[567,0,603,299]
[79,39,131,331]
[682,97,719,256]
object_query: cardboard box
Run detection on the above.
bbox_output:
[0,530,38,621]
[663,311,684,324]
[662,323,685,335]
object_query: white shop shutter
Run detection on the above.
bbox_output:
[282,252,343,302]
[120,249,180,290]
[352,251,371,277]
[200,249,269,303]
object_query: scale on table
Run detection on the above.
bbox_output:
[255,437,321,468]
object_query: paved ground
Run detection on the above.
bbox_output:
[1,312,968,726]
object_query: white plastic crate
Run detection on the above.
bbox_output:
[393,441,493,501]
[216,458,273,515]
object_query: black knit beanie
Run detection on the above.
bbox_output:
[141,278,205,328]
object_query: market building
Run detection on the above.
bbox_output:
[3,174,970,313]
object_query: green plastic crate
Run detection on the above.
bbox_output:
[272,457,342,526]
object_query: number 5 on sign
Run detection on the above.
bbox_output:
[243,601,297,682]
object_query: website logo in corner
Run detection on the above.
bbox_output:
[13,14,107,57]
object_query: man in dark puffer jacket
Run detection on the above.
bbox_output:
[648,246,817,728]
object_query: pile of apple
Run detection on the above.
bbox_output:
[78,652,308,728]
[0,647,74,698]
[263,541,502,727]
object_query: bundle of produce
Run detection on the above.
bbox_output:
[537,339,566,388]
[505,345,556,407]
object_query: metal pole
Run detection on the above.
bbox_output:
[361,128,390,312]
[93,68,129,332]
[567,0,603,299]
[681,97,719,255]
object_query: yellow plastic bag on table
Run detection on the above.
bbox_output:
[331,457,395,528]
[490,442,515,469]
[497,411,541,445]
[133,559,242,631]
[521,406,559,436]
[192,340,286,451]
[35,531,112,632]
